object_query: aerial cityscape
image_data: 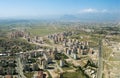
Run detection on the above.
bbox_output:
[0,0,120,78]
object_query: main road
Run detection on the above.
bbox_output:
[16,56,26,78]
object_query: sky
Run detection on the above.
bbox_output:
[0,0,119,18]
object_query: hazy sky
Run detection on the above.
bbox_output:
[0,0,119,18]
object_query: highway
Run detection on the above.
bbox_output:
[97,39,103,78]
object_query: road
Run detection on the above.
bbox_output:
[97,39,103,78]
[16,56,26,78]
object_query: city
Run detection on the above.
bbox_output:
[0,0,120,78]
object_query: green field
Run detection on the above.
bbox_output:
[27,26,66,36]
[62,71,87,78]
[24,72,34,78]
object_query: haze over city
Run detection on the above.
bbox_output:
[0,0,119,21]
